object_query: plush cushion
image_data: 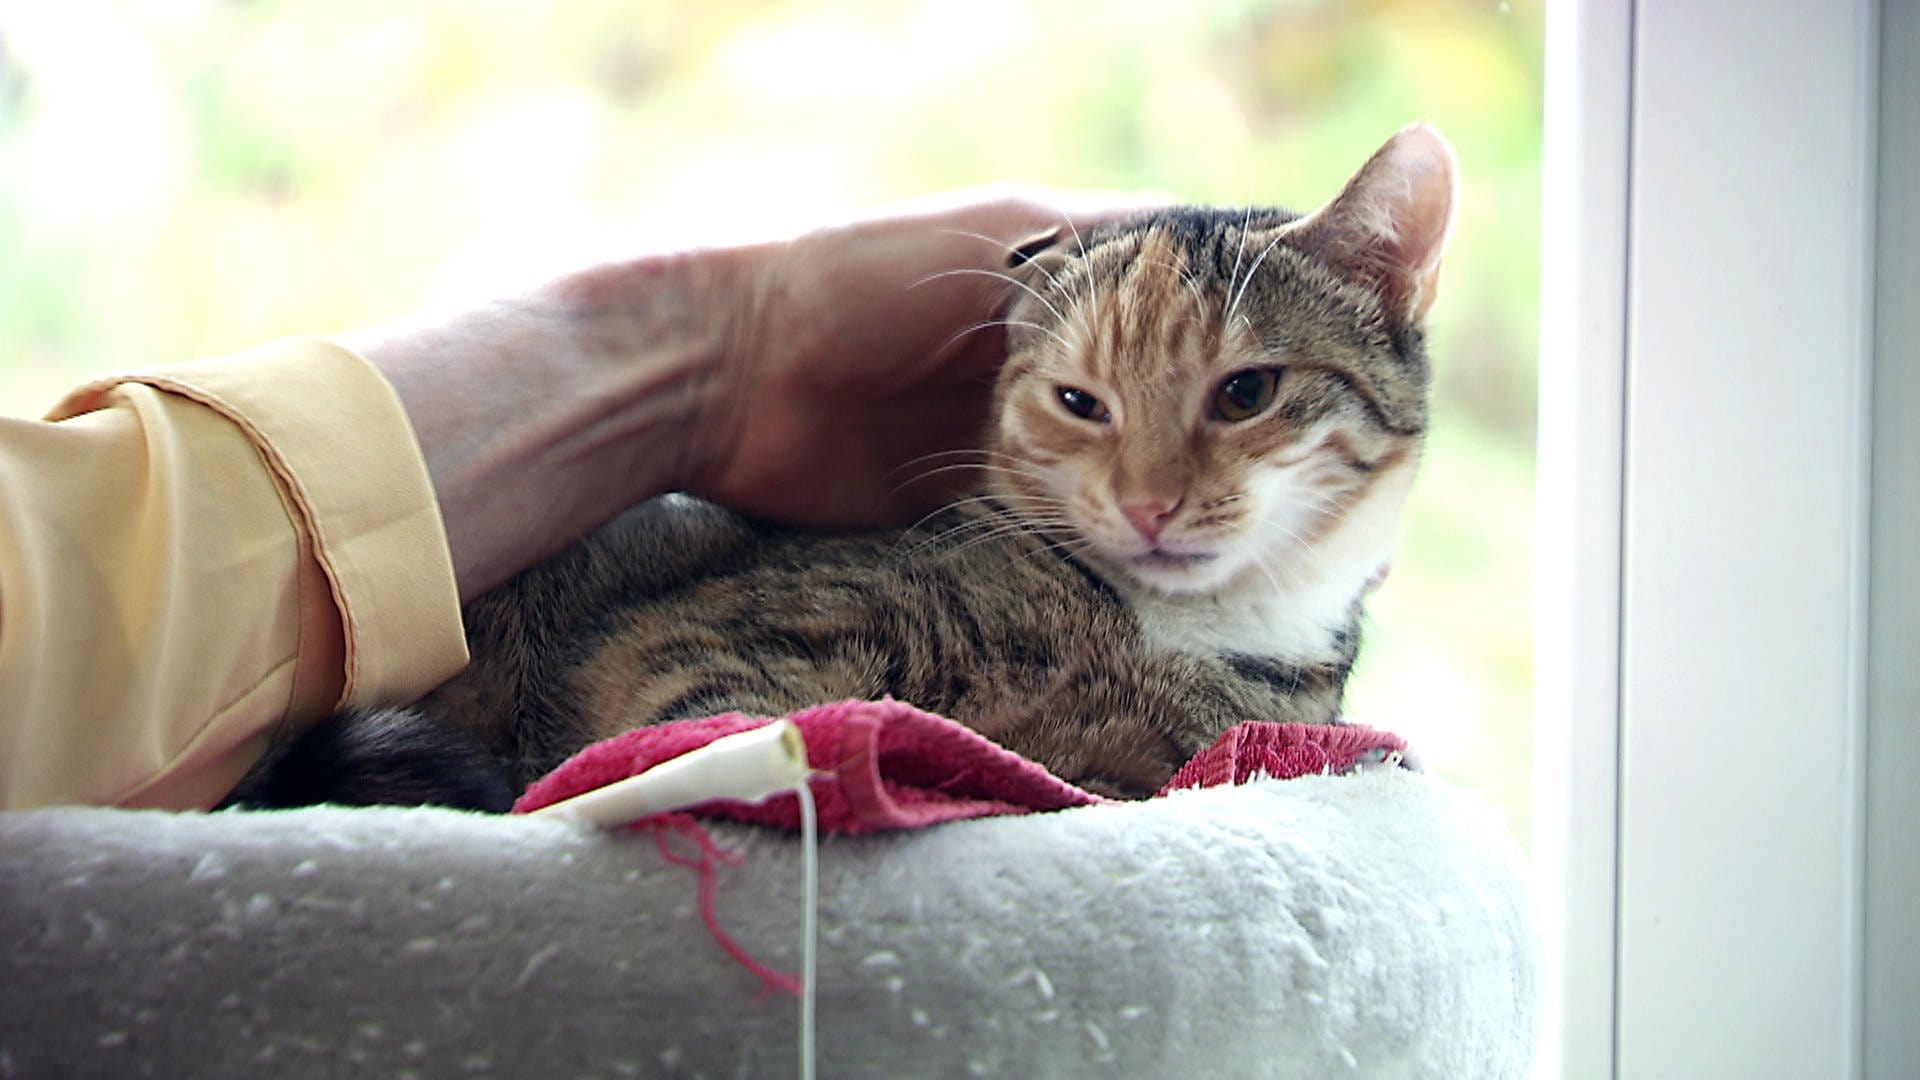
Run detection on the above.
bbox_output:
[0,768,1535,1077]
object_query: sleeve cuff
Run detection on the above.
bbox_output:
[49,338,468,802]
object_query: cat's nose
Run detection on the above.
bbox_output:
[1121,498,1181,543]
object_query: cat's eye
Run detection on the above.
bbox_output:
[1213,368,1281,422]
[1056,386,1110,423]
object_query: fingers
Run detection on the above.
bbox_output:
[912,184,1173,263]
[875,187,1171,345]
[983,184,1176,238]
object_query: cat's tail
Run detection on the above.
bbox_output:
[219,708,517,813]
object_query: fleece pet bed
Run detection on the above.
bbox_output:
[0,705,1536,1078]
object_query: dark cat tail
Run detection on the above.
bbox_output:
[220,708,517,814]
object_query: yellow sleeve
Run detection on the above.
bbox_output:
[0,338,468,810]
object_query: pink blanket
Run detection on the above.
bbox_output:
[513,698,1407,830]
[511,699,1409,996]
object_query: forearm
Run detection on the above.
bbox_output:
[343,249,747,600]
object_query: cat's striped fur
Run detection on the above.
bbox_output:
[229,125,1457,809]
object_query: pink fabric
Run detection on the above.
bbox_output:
[512,697,1407,832]
[511,699,1409,997]
[1159,718,1406,793]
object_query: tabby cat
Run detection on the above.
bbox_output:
[230,125,1457,810]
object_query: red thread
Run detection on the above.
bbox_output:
[648,815,802,999]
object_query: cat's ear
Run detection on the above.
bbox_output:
[1004,226,1073,293]
[1284,123,1458,325]
[1000,227,1077,351]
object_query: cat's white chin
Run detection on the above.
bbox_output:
[1109,547,1240,595]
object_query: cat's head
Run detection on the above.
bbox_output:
[986,124,1456,603]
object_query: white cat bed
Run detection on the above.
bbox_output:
[0,769,1534,1077]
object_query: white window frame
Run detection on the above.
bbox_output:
[1533,1,1898,1076]
[1863,5,1920,1075]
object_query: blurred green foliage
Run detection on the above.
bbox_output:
[0,0,1540,844]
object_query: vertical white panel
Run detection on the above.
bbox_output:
[1532,1,1631,1077]
[1617,1,1875,1076]
[1866,1,1920,1074]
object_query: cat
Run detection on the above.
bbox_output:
[228,124,1456,811]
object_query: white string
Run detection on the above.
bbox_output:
[795,779,819,1080]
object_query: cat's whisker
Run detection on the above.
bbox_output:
[1032,275,1098,354]
[1288,491,1356,527]
[969,462,1063,486]
[1256,541,1318,592]
[887,463,981,500]
[917,252,1100,353]
[927,514,1078,564]
[1181,271,1210,323]
[914,492,1073,533]
[890,499,1029,547]
[1037,533,1098,558]
[1054,213,1103,344]
[892,506,1072,563]
[885,457,1062,504]
[1284,487,1346,511]
[910,267,1070,330]
[930,317,1074,361]
[1224,189,1259,323]
[924,320,1000,363]
[1002,318,1075,351]
[1014,535,1098,570]
[1267,530,1331,580]
[934,226,1073,296]
[889,463,1011,498]
[895,445,1056,470]
[890,454,1069,505]
[939,503,1075,536]
[889,499,1018,556]
[1266,518,1319,550]
[1225,228,1292,330]
[1247,551,1294,597]
[902,522,1033,565]
[931,226,1023,258]
[934,528,1058,565]
[883,446,1049,483]
[978,446,1049,463]
[1254,509,1328,568]
[1305,504,1353,528]
[882,448,989,484]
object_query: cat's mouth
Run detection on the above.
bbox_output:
[1116,545,1232,593]
[1131,549,1219,571]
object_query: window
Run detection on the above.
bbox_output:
[0,2,1544,859]
[0,0,1574,1054]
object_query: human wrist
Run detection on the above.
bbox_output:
[346,245,745,599]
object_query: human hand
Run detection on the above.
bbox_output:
[683,188,1154,530]
[351,187,1153,598]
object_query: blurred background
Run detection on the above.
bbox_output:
[0,0,1541,846]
